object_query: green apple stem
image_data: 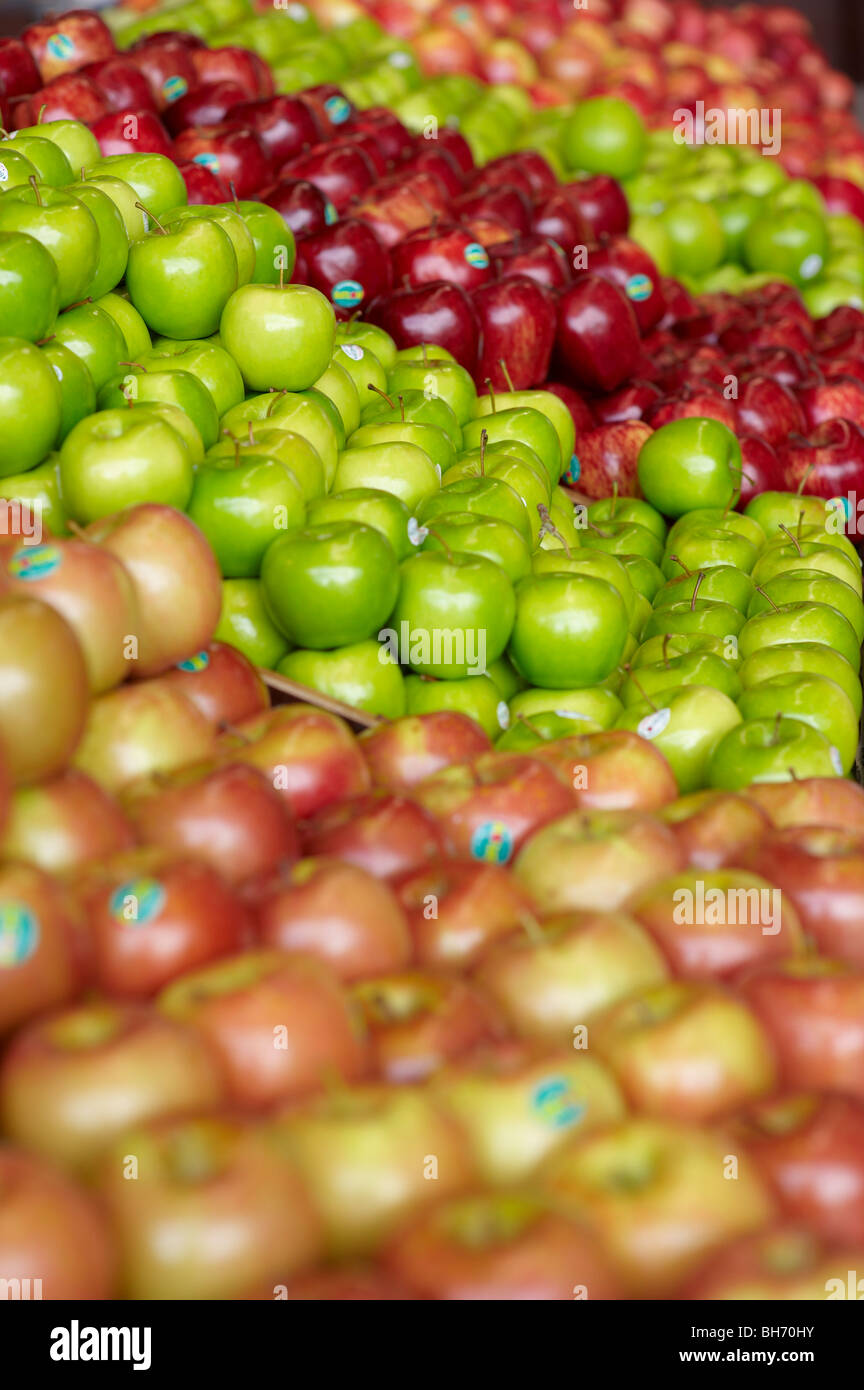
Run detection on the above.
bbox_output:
[485,379,497,413]
[610,482,619,518]
[498,359,515,393]
[690,572,705,611]
[229,180,240,212]
[668,554,691,577]
[518,911,545,946]
[28,175,43,207]
[479,428,487,476]
[755,585,781,612]
[135,201,167,234]
[425,527,454,562]
[247,423,256,448]
[778,523,802,555]
[37,104,47,124]
[662,634,671,669]
[516,712,549,740]
[628,669,658,711]
[367,384,395,410]
[537,503,571,557]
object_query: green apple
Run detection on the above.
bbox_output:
[628,213,674,275]
[662,199,726,276]
[0,149,39,193]
[240,392,339,488]
[634,632,741,669]
[164,203,254,285]
[540,489,583,553]
[261,521,400,648]
[389,549,515,678]
[715,191,762,261]
[189,452,305,578]
[76,172,147,242]
[332,342,387,403]
[641,598,746,642]
[58,405,194,522]
[744,209,827,286]
[208,424,325,502]
[0,455,67,536]
[485,655,527,702]
[620,553,666,602]
[562,96,646,179]
[662,526,758,579]
[313,359,360,436]
[508,573,629,688]
[744,490,829,536]
[139,401,204,466]
[99,364,218,447]
[747,570,864,644]
[751,539,861,591]
[67,181,128,300]
[307,488,413,560]
[233,200,294,284]
[2,134,72,187]
[335,320,397,373]
[472,389,575,474]
[51,302,127,393]
[334,442,440,512]
[420,477,529,543]
[95,292,152,360]
[737,156,788,198]
[13,120,100,174]
[220,282,334,392]
[509,684,622,729]
[615,685,742,793]
[637,418,742,517]
[737,674,858,773]
[708,717,840,789]
[92,153,187,218]
[349,420,455,475]
[0,337,62,474]
[739,642,862,717]
[445,455,548,543]
[497,710,604,750]
[127,216,237,339]
[403,672,506,739]
[420,511,531,584]
[214,577,289,670]
[588,496,666,543]
[462,407,561,487]
[653,564,754,614]
[531,548,636,622]
[389,357,477,426]
[0,230,59,341]
[667,506,765,550]
[276,640,405,718]
[393,344,456,365]
[361,387,461,450]
[41,340,96,443]
[739,601,860,672]
[141,341,244,419]
[0,185,99,308]
[585,520,664,565]
[621,652,741,707]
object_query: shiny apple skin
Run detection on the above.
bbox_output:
[218,704,371,819]
[359,711,491,791]
[300,791,448,880]
[745,827,864,967]
[746,778,864,834]
[659,790,771,871]
[681,1227,864,1301]
[1,770,135,875]
[153,640,269,729]
[535,729,678,814]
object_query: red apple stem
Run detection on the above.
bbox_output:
[485,378,497,413]
[690,571,704,611]
[778,523,802,556]
[668,554,691,578]
[755,585,781,612]
[628,669,657,711]
[367,384,395,410]
[537,503,570,558]
[498,358,515,393]
[28,175,42,207]
[135,201,166,234]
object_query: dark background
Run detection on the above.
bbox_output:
[0,0,862,77]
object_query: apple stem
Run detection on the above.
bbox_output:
[537,503,570,558]
[233,439,241,467]
[485,378,497,413]
[518,911,545,946]
[479,428,487,476]
[279,258,285,289]
[119,361,146,373]
[516,712,549,740]
[769,710,783,746]
[28,175,42,207]
[755,584,781,612]
[397,393,405,424]
[67,520,87,540]
[662,634,671,669]
[229,180,240,211]
[37,104,47,124]
[611,482,619,518]
[796,462,815,497]
[35,335,55,346]
[498,358,515,393]
[425,526,453,562]
[779,523,802,555]
[669,553,691,578]
[135,201,166,234]
[219,721,253,743]
[586,520,612,539]
[367,384,395,410]
[628,669,657,711]
[248,423,256,448]
[690,571,704,611]
[80,166,86,180]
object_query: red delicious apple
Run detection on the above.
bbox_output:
[218,704,371,819]
[295,84,355,138]
[359,710,491,790]
[781,417,864,506]
[366,282,481,374]
[797,374,864,430]
[1,770,134,875]
[162,79,249,135]
[472,276,557,391]
[556,276,641,393]
[252,857,411,981]
[226,94,322,166]
[394,859,535,969]
[23,9,114,82]
[295,218,392,316]
[565,175,630,238]
[738,436,784,508]
[488,235,572,290]
[126,39,198,112]
[455,185,533,239]
[0,1149,116,1300]
[814,174,864,224]
[546,380,596,434]
[23,72,108,125]
[159,949,369,1108]
[646,383,739,433]
[570,419,652,496]
[738,374,808,446]
[746,778,864,834]
[348,107,414,165]
[90,108,173,158]
[351,969,503,1083]
[279,141,376,214]
[260,177,333,237]
[591,379,664,424]
[392,222,492,292]
[190,44,273,98]
[176,158,231,204]
[173,124,272,200]
[0,37,41,98]
[81,56,156,113]
[0,1001,225,1171]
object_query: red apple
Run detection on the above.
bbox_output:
[219,704,371,819]
[81,56,156,114]
[1,770,134,875]
[23,9,115,82]
[394,859,535,969]
[190,44,273,98]
[172,124,272,199]
[176,157,231,204]
[556,276,641,393]
[746,778,864,834]
[226,94,322,167]
[0,863,89,1036]
[90,108,173,157]
[352,969,503,1083]
[745,826,864,968]
[300,791,448,880]
[359,710,491,790]
[489,235,572,290]
[564,175,630,238]
[366,282,481,373]
[162,79,249,136]
[260,177,333,237]
[279,141,376,214]
[567,419,652,497]
[659,790,771,870]
[294,218,392,317]
[472,276,557,390]
[151,640,268,730]
[392,222,493,292]
[0,37,41,99]
[126,39,198,112]
[0,1149,116,1300]
[73,681,214,795]
[682,1226,864,1300]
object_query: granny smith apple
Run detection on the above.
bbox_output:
[739,641,862,717]
[662,526,759,579]
[2,134,72,187]
[335,320,397,373]
[585,520,664,565]
[472,389,575,473]
[509,684,622,729]
[79,173,149,242]
[233,199,295,285]
[509,573,629,688]
[59,405,194,522]
[486,655,527,703]
[744,209,828,286]
[141,341,244,419]
[51,302,127,394]
[420,477,530,543]
[751,539,861,591]
[621,651,741,707]
[641,598,746,641]
[637,418,742,517]
[188,453,305,577]
[616,685,742,793]
[261,521,400,649]
[739,601,860,671]
[0,230,59,341]
[531,547,636,622]
[96,292,152,360]
[654,564,755,614]
[139,401,204,466]
[0,149,40,193]
[361,388,462,450]
[333,342,387,403]
[67,181,128,300]
[93,153,187,218]
[208,424,326,502]
[562,96,646,180]
[748,569,864,644]
[214,577,289,670]
[349,420,455,475]
[620,552,666,602]
[0,455,66,536]
[708,716,840,788]
[588,496,667,543]
[420,511,531,583]
[389,549,516,677]
[715,192,762,261]
[737,674,858,773]
[634,631,741,669]
[497,711,604,750]
[314,359,360,436]
[0,337,62,475]
[462,408,561,487]
[41,341,96,443]
[404,672,507,740]
[667,506,765,550]
[390,357,477,426]
[99,364,219,447]
[307,488,413,560]
[164,203,255,286]
[277,640,406,718]
[246,391,339,487]
[662,199,726,276]
[744,490,829,536]
[220,282,335,392]
[14,119,100,175]
[0,185,99,308]
[334,442,440,513]
[127,216,237,339]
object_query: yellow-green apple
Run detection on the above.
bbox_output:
[73,682,214,794]
[1,769,134,875]
[682,1228,864,1300]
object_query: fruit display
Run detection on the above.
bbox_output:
[2,0,864,1310]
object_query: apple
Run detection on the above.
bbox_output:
[659,789,771,870]
[682,1227,864,1301]
[261,521,399,649]
[271,1083,474,1257]
[534,729,678,814]
[0,862,89,1037]
[366,282,481,375]
[394,859,535,970]
[0,594,88,786]
[539,1118,774,1296]
[351,969,502,1083]
[73,681,214,795]
[562,96,646,179]
[708,716,843,791]
[556,276,641,394]
[0,229,60,343]
[98,1115,322,1300]
[150,640,267,730]
[637,417,742,516]
[0,1149,116,1300]
[472,276,557,391]
[220,703,370,818]
[0,184,100,308]
[746,777,864,833]
[737,673,859,774]
[1,770,134,876]
[59,406,194,523]
[126,213,237,341]
[0,1001,226,1172]
[0,337,62,476]
[276,640,405,720]
[159,949,368,1109]
[220,281,335,392]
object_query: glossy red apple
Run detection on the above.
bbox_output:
[366,282,481,374]
[279,141,376,214]
[261,178,333,237]
[392,222,492,292]
[23,9,115,82]
[488,235,572,290]
[90,108,173,158]
[570,419,652,497]
[162,79,248,135]
[173,124,272,200]
[127,39,198,112]
[82,56,156,113]
[176,158,231,204]
[472,276,557,390]
[226,94,322,166]
[152,641,268,730]
[295,218,392,317]
[564,175,630,238]
[300,791,447,880]
[73,681,214,795]
[746,779,864,834]
[219,704,371,820]
[190,44,273,98]
[556,276,641,393]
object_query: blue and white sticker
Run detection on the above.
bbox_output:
[109,879,166,927]
[470,819,514,864]
[0,163,8,184]
[340,343,364,361]
[0,903,39,967]
[324,200,339,225]
[163,75,188,103]
[177,650,210,673]
[830,745,844,776]
[464,241,489,269]
[47,33,75,61]
[626,273,653,302]
[407,517,428,547]
[332,279,364,309]
[324,95,351,126]
[533,1077,585,1129]
[564,454,580,484]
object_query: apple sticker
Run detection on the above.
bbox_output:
[470,820,514,865]
[162,76,188,103]
[176,651,210,673]
[637,707,672,740]
[8,543,62,580]
[332,280,364,310]
[0,903,39,967]
[109,879,167,928]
